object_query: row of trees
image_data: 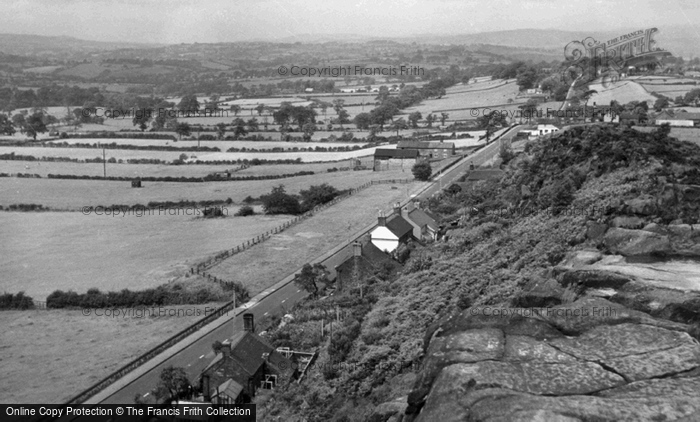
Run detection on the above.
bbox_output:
[260,183,341,215]
[0,111,50,139]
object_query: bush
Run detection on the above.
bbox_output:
[412,162,432,181]
[261,185,301,215]
[0,291,35,310]
[235,205,255,216]
[45,284,244,309]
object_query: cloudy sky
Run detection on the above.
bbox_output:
[2,0,699,44]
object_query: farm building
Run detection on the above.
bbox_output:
[401,201,439,241]
[396,140,455,159]
[373,148,420,171]
[198,316,296,404]
[653,110,700,127]
[334,240,400,291]
[370,211,414,253]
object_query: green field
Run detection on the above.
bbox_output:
[0,210,286,300]
[0,145,388,163]
[47,138,364,149]
[0,166,412,209]
[0,159,362,178]
[0,303,225,403]
[401,79,524,120]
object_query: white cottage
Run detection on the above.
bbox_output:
[370,211,414,253]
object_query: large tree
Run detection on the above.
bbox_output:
[175,122,191,140]
[353,112,372,130]
[294,263,329,297]
[215,122,226,140]
[154,366,191,402]
[477,111,508,143]
[178,95,200,114]
[299,183,340,211]
[0,114,15,135]
[390,118,408,136]
[408,111,422,129]
[261,185,301,215]
[24,112,47,140]
[132,108,152,132]
[412,161,432,181]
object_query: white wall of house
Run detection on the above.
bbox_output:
[370,226,399,253]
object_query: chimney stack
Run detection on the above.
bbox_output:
[243,313,255,332]
[393,202,401,215]
[352,241,362,257]
[378,211,386,226]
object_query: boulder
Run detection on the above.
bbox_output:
[603,228,671,256]
[585,221,608,241]
[559,249,603,267]
[373,396,408,422]
[679,184,700,202]
[512,278,565,308]
[668,224,693,238]
[611,216,645,229]
[625,195,657,216]
[560,269,632,289]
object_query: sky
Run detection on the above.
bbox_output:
[1,0,700,44]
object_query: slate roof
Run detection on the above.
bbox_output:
[385,215,414,239]
[408,208,439,231]
[200,331,294,390]
[374,148,419,159]
[662,112,700,121]
[397,140,455,150]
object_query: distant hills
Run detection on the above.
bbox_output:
[0,33,160,57]
[1,26,698,60]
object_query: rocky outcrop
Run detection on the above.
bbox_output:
[405,298,700,422]
[603,228,672,256]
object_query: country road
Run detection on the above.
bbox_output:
[83,124,524,406]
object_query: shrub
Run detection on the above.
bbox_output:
[412,162,432,181]
[235,205,255,216]
[0,291,35,310]
[261,185,301,215]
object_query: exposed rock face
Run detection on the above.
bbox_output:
[405,298,700,422]
[603,228,672,256]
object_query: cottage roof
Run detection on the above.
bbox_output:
[386,215,414,239]
[374,148,419,158]
[397,140,455,149]
[201,331,293,388]
[665,112,700,121]
[408,208,439,231]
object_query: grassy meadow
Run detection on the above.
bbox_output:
[0,166,412,209]
[0,210,288,300]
